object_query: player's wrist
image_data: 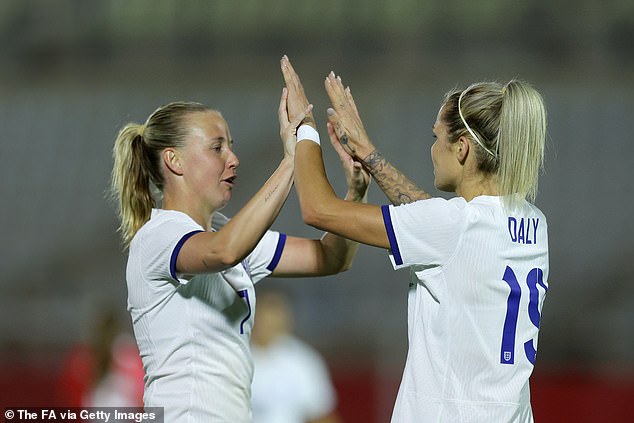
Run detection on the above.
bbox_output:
[359,146,379,167]
[297,124,320,145]
[280,155,295,169]
[300,115,316,128]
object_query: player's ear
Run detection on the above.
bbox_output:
[162,148,184,176]
[456,136,469,164]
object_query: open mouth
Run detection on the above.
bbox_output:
[223,176,237,186]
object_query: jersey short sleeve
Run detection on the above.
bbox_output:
[244,231,286,284]
[135,210,204,285]
[382,197,467,269]
[210,211,287,284]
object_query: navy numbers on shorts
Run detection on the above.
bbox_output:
[500,266,548,365]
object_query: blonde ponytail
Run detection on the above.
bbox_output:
[111,123,155,247]
[110,101,213,248]
[497,80,546,204]
[442,80,546,206]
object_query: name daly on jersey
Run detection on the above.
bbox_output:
[508,216,539,245]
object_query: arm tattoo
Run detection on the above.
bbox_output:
[339,133,355,155]
[265,184,279,202]
[362,149,431,205]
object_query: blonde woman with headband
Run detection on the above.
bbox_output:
[110,81,369,422]
[281,56,548,422]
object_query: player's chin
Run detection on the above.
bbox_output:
[432,175,441,190]
[213,191,233,211]
[433,178,453,193]
[220,192,232,207]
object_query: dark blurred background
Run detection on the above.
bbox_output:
[1,1,633,421]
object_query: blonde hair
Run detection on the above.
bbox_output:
[110,101,212,247]
[442,80,546,205]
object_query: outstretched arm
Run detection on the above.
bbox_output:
[359,148,431,205]
[272,56,387,277]
[176,88,308,275]
[294,137,389,250]
[324,72,431,205]
[272,117,371,277]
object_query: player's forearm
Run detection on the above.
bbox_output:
[295,141,340,229]
[217,157,294,265]
[316,184,368,274]
[295,140,389,249]
[316,233,359,274]
[361,149,431,205]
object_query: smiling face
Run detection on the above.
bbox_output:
[179,110,240,212]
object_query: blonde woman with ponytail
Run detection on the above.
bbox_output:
[110,65,369,422]
[283,55,548,422]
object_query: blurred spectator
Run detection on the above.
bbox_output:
[56,305,144,407]
[251,289,342,423]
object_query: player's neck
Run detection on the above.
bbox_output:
[163,192,214,230]
[456,174,499,202]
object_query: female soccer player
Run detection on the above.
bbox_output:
[282,56,549,422]
[110,82,369,421]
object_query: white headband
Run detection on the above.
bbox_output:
[457,90,498,159]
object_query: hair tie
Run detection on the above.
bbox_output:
[458,89,498,159]
[139,124,147,139]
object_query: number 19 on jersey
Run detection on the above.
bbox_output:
[500,266,548,365]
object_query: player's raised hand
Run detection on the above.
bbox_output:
[324,72,375,160]
[278,87,313,159]
[280,55,315,128]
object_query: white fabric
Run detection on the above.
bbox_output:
[127,209,285,423]
[297,124,321,145]
[251,335,337,423]
[383,196,549,423]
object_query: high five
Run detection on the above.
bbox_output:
[283,56,549,423]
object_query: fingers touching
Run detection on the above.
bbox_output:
[280,55,314,126]
[279,85,313,157]
[280,55,371,160]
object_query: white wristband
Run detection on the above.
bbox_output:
[297,124,320,145]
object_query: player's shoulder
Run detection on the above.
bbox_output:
[144,209,202,233]
[502,198,548,227]
[393,196,468,214]
[525,201,547,220]
[131,209,203,249]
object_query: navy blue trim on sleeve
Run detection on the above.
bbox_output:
[170,230,205,280]
[266,233,287,271]
[381,205,403,266]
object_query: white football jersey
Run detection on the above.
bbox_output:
[126,209,286,422]
[382,196,549,423]
[251,335,337,423]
